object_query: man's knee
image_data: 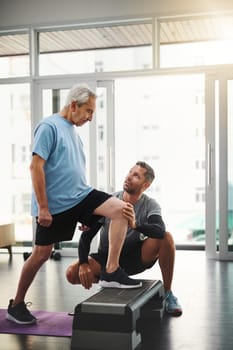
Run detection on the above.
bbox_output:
[94,197,127,221]
[164,231,175,248]
[33,245,53,264]
[66,257,102,285]
[141,232,175,265]
[66,261,80,284]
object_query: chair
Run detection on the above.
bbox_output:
[0,223,15,257]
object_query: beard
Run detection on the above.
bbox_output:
[123,182,138,195]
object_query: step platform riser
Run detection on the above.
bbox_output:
[71,279,165,350]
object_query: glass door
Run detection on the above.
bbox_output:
[0,83,32,245]
[114,74,206,247]
[96,81,115,193]
[32,79,114,255]
[206,72,233,260]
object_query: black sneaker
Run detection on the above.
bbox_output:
[6,299,37,324]
[99,267,142,289]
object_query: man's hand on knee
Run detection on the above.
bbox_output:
[79,263,95,290]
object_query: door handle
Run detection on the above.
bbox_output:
[207,143,212,186]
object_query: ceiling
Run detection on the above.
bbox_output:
[1,14,233,57]
[160,15,233,44]
[39,23,152,53]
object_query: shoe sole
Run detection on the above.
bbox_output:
[6,313,37,325]
[166,309,183,317]
[99,280,142,289]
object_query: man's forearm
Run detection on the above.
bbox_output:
[78,222,103,264]
[30,158,49,211]
[136,214,166,239]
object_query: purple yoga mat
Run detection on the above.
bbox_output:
[0,309,73,337]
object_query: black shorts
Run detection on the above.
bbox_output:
[35,189,112,246]
[90,241,156,276]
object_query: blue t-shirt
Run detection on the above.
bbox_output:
[31,114,93,216]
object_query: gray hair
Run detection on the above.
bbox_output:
[65,83,97,107]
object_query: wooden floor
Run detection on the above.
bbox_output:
[0,250,233,350]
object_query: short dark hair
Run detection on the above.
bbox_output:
[136,161,155,183]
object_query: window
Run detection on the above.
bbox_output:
[38,22,152,75]
[0,33,29,78]
[115,75,205,245]
[0,84,32,242]
[160,14,233,68]
[195,189,205,203]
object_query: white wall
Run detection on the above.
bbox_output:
[1,0,233,29]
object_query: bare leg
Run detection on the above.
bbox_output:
[141,232,175,292]
[13,244,53,305]
[93,197,128,274]
[105,218,128,273]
